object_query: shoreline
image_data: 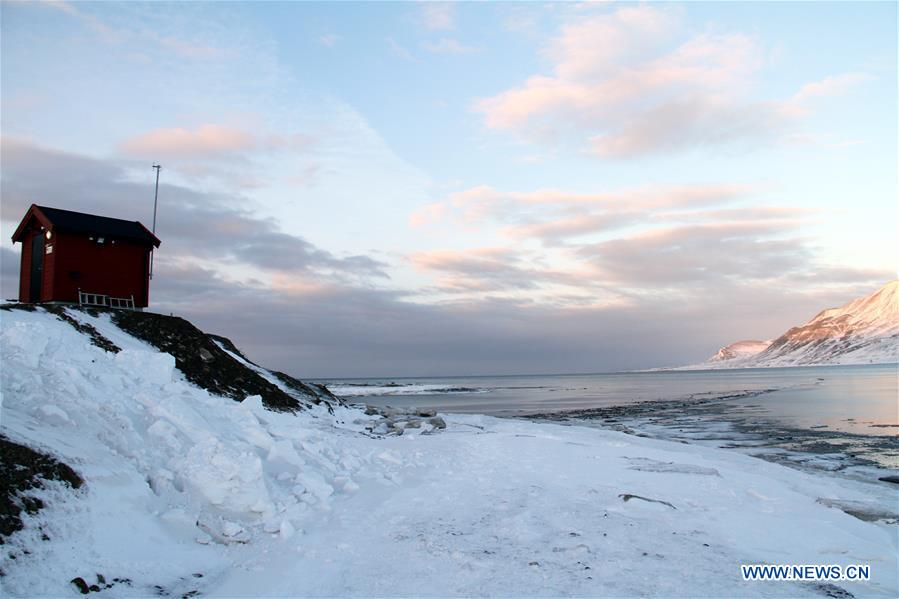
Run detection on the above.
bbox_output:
[518,389,899,488]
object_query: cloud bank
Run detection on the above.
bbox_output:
[477,5,871,157]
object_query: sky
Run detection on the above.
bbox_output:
[1,1,896,377]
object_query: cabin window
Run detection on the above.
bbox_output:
[68,271,81,281]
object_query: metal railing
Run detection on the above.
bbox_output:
[78,290,136,310]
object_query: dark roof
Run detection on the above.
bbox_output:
[12,205,161,247]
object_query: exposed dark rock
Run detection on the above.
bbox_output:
[806,582,855,598]
[618,493,677,510]
[211,333,342,412]
[877,475,899,484]
[272,371,343,412]
[71,577,90,594]
[0,436,83,544]
[0,304,120,353]
[206,334,251,362]
[46,306,121,353]
[100,308,301,413]
[0,303,37,312]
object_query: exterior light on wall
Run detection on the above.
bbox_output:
[45,230,52,240]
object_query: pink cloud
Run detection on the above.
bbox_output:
[544,5,679,81]
[415,183,754,230]
[477,5,867,158]
[790,72,873,106]
[121,125,256,159]
[409,201,447,228]
[410,247,590,294]
[410,182,777,262]
[120,126,315,160]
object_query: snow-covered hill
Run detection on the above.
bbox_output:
[690,280,899,369]
[707,340,772,364]
[2,305,897,597]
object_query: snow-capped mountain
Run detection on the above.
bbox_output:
[707,340,772,363]
[694,280,899,369]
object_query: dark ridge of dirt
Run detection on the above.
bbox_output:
[93,308,302,413]
[0,304,121,353]
[44,306,121,353]
[208,334,341,412]
[3,303,330,414]
[0,436,83,545]
[272,371,343,412]
[0,303,37,312]
[207,334,251,362]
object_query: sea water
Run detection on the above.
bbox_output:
[322,364,898,433]
[319,364,899,473]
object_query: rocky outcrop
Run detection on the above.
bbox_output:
[2,304,337,413]
[0,436,83,546]
[362,405,446,436]
[107,309,316,412]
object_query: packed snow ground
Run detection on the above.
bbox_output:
[1,307,897,597]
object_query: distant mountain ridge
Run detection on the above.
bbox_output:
[690,280,899,369]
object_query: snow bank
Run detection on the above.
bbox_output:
[1,306,896,598]
[0,307,372,596]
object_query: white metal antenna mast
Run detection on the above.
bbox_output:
[150,163,161,279]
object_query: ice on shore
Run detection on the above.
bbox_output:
[1,307,896,597]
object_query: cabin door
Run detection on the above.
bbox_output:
[29,233,44,302]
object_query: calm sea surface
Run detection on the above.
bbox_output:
[318,364,899,474]
[320,364,898,436]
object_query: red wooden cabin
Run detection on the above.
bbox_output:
[12,205,161,308]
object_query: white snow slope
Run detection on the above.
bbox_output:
[1,307,897,597]
[688,280,899,369]
[707,340,773,364]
